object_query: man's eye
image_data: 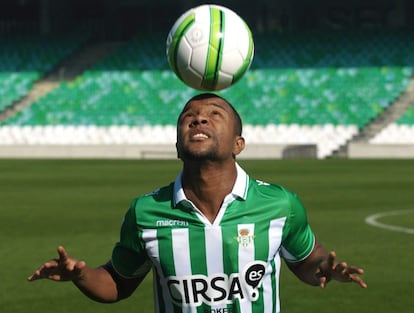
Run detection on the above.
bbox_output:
[182,113,193,119]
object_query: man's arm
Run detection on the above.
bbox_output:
[28,246,144,303]
[286,240,367,288]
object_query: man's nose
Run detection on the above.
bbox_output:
[190,115,208,127]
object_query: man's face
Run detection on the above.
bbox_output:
[176,96,244,161]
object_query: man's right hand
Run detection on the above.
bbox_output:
[27,246,86,282]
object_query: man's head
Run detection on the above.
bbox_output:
[176,93,245,161]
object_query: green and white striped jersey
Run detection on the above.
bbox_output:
[112,164,315,313]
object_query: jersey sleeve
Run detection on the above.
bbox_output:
[280,190,315,262]
[111,199,152,278]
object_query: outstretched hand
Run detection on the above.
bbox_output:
[317,251,367,289]
[28,246,86,282]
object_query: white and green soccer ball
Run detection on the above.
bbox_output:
[166,4,254,91]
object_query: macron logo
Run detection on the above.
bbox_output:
[156,219,189,227]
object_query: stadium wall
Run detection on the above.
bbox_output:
[0,144,317,159]
[2,144,414,159]
[347,143,414,159]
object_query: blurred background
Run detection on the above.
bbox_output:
[0,0,413,159]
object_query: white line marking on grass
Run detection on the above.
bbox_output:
[365,209,414,234]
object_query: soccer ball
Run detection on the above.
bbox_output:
[166,4,254,91]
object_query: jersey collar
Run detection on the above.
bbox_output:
[173,163,249,207]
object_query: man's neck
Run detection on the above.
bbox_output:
[181,160,237,223]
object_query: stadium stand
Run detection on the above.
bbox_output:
[0,34,89,112]
[0,29,414,158]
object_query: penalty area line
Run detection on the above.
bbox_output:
[365,209,414,234]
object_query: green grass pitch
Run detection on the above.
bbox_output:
[1,159,414,313]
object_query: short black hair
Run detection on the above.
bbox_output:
[178,93,243,136]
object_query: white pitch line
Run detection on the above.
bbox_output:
[365,209,414,234]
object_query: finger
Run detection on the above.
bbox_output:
[337,262,349,275]
[73,260,86,275]
[27,271,40,281]
[337,264,365,278]
[333,262,354,282]
[326,253,339,275]
[57,246,68,262]
[75,260,86,270]
[335,264,367,287]
[27,259,59,281]
[350,274,368,288]
[347,266,365,275]
[72,260,87,279]
[319,276,328,288]
[326,251,337,270]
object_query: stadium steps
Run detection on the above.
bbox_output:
[0,81,58,123]
[0,40,123,123]
[46,41,123,81]
[331,77,414,158]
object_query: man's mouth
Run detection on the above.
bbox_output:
[192,133,209,139]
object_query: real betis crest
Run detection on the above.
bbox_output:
[234,228,255,247]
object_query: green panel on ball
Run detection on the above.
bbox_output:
[202,6,224,90]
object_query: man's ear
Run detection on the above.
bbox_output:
[233,136,245,156]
